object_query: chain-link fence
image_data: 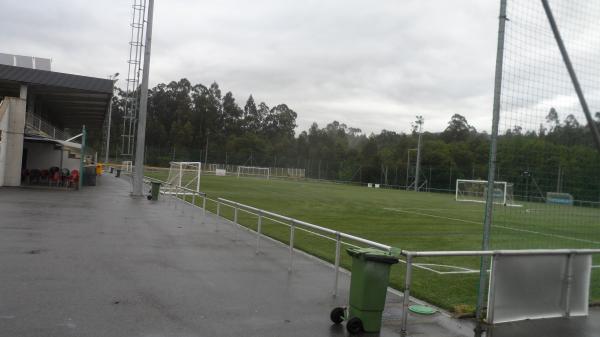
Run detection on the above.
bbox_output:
[487,0,600,250]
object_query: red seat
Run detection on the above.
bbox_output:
[68,170,80,188]
[40,169,49,183]
[49,171,61,186]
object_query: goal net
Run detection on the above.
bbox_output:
[165,162,202,195]
[237,166,270,179]
[456,179,517,206]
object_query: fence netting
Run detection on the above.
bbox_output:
[490,0,600,250]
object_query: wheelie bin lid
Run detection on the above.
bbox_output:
[346,247,399,264]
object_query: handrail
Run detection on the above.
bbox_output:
[218,197,393,252]
[140,176,393,297]
[402,249,600,257]
[140,175,600,337]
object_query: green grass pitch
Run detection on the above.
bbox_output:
[146,171,600,312]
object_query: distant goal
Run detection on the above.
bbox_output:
[165,162,202,195]
[237,166,270,179]
[455,179,519,207]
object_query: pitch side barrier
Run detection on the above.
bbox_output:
[141,176,394,297]
[216,197,394,298]
[399,249,600,336]
[141,177,600,336]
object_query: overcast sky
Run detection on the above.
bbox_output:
[2,0,502,134]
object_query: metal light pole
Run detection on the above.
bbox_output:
[104,73,119,164]
[414,116,423,192]
[132,0,154,196]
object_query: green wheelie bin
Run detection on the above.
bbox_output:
[148,181,161,200]
[330,247,398,334]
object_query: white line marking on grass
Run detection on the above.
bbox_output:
[384,208,600,246]
[394,207,484,213]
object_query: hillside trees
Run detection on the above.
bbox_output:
[105,78,600,201]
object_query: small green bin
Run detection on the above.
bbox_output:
[150,181,161,200]
[344,247,398,333]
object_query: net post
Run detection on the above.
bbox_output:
[476,0,508,328]
[540,0,600,154]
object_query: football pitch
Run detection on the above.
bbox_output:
[145,171,600,312]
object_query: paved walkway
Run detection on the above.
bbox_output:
[0,175,597,337]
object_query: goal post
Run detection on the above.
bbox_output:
[456,179,517,206]
[165,162,202,194]
[237,166,270,179]
[122,161,133,173]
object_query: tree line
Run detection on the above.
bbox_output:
[99,78,600,202]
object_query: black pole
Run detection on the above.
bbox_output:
[541,0,600,154]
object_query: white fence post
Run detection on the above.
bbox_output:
[401,254,413,337]
[289,220,295,272]
[256,212,262,254]
[333,232,341,297]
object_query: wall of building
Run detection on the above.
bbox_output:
[0,97,26,187]
[22,142,82,174]
[23,142,62,170]
[61,148,81,172]
[0,100,8,186]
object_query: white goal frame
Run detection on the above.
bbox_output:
[237,166,270,179]
[122,160,133,173]
[455,179,518,206]
[166,162,202,195]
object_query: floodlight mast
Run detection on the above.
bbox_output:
[132,0,154,196]
[414,116,423,192]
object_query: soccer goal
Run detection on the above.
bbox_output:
[122,161,133,173]
[237,166,270,179]
[456,179,518,206]
[165,162,202,195]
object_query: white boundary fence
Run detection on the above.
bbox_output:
[140,176,599,336]
[399,249,600,336]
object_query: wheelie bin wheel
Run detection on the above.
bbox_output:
[330,307,345,324]
[346,317,363,334]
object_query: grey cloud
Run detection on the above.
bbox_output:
[2,0,505,134]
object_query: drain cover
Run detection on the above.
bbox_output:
[408,305,437,315]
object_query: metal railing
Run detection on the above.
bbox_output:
[25,111,70,140]
[136,175,600,337]
[216,197,393,296]
[140,176,393,298]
